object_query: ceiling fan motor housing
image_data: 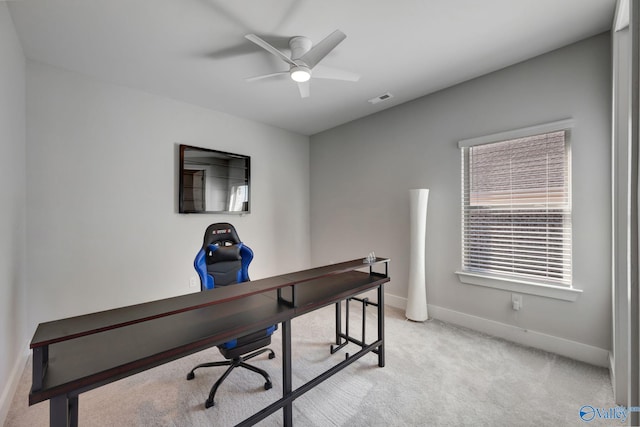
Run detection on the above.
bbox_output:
[289,36,313,60]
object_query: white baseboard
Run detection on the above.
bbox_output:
[0,341,30,426]
[360,293,609,367]
[426,304,609,367]
[383,292,407,310]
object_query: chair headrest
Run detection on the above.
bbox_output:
[206,244,241,263]
[202,222,241,248]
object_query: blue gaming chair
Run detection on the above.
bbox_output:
[186,223,276,409]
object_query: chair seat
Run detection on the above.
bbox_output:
[219,330,272,360]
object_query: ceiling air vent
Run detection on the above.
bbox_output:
[368,92,394,105]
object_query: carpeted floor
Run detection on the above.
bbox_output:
[5,305,615,426]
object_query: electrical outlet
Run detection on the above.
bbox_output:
[511,294,523,311]
[189,276,199,289]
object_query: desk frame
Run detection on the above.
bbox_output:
[29,258,390,427]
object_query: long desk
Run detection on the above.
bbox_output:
[29,258,390,426]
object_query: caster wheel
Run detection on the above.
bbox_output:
[205,399,215,409]
[186,372,195,381]
[268,352,276,359]
[265,381,273,390]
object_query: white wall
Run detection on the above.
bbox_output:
[26,61,310,332]
[0,3,27,424]
[310,34,612,361]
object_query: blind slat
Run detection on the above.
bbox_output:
[463,253,571,268]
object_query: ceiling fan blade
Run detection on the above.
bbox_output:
[297,81,310,98]
[245,34,297,67]
[300,30,346,69]
[312,65,360,82]
[245,71,289,82]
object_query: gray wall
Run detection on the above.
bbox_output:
[310,34,612,352]
[0,3,27,422]
[25,61,311,332]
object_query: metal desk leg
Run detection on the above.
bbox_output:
[334,302,341,345]
[282,319,293,427]
[377,285,385,367]
[50,395,78,427]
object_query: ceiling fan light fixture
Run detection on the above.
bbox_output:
[245,31,355,98]
[290,65,311,82]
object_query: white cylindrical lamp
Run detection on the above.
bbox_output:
[406,188,429,321]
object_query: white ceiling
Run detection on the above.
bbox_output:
[8,0,616,136]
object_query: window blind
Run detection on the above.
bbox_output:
[461,130,571,286]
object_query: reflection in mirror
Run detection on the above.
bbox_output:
[179,144,250,214]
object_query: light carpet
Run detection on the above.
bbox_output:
[4,305,615,426]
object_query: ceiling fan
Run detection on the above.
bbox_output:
[244,30,360,98]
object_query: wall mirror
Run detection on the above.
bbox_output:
[179,144,250,214]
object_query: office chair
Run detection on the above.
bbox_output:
[186,222,276,409]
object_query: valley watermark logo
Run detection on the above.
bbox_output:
[579,405,640,423]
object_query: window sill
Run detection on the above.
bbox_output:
[455,271,582,302]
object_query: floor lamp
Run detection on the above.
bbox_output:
[406,188,429,321]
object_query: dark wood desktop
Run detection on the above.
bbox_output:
[29,258,390,427]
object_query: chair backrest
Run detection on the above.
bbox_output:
[194,223,254,290]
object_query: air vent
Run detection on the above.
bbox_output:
[368,92,394,105]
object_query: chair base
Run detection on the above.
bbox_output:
[186,347,276,409]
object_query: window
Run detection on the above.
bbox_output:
[458,121,573,293]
